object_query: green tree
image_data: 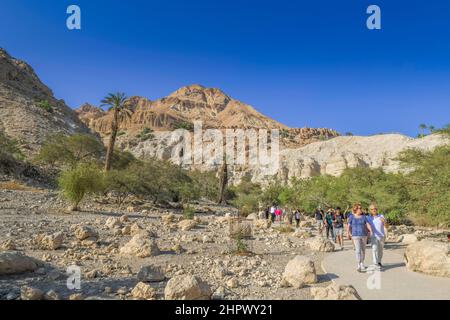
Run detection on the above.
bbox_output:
[419,123,427,138]
[36,134,103,168]
[58,163,104,211]
[101,93,133,172]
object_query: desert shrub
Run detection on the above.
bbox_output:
[103,168,138,205]
[183,205,195,220]
[229,176,262,217]
[173,121,194,131]
[111,149,138,170]
[273,225,295,233]
[37,134,103,168]
[37,100,53,113]
[0,131,24,161]
[188,170,219,201]
[397,144,450,226]
[58,163,104,210]
[137,127,154,141]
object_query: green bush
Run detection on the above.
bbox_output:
[37,134,103,168]
[103,168,138,205]
[0,131,24,161]
[137,127,154,141]
[183,205,195,220]
[58,163,104,211]
[37,100,53,113]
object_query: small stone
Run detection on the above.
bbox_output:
[21,286,44,300]
[131,282,156,300]
[137,265,166,282]
[69,293,84,300]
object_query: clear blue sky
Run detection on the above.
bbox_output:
[1,0,449,136]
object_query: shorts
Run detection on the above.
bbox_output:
[316,220,324,229]
[334,227,343,237]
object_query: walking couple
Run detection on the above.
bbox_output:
[347,203,387,272]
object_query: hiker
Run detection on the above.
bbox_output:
[264,207,270,220]
[325,208,335,241]
[347,203,373,272]
[270,205,276,222]
[333,207,345,250]
[294,209,301,228]
[367,204,387,270]
[274,207,282,223]
[315,209,324,236]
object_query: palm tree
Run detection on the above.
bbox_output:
[217,156,228,205]
[429,125,435,134]
[419,124,427,138]
[101,93,132,172]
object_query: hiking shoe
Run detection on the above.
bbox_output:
[359,264,367,272]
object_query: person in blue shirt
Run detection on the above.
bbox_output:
[367,204,388,270]
[347,203,373,272]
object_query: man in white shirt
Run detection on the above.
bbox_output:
[367,204,388,270]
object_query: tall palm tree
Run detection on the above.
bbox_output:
[419,123,427,138]
[101,93,132,172]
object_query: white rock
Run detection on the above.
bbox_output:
[120,234,160,258]
[282,255,317,288]
[164,275,212,300]
[306,237,335,252]
[404,240,450,278]
[311,284,361,300]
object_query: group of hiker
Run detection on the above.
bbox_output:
[264,202,387,273]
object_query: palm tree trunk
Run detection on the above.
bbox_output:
[217,161,228,204]
[104,109,119,172]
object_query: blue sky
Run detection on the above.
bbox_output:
[1,0,449,136]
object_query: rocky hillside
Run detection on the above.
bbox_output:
[260,133,449,183]
[77,84,291,134]
[0,48,90,155]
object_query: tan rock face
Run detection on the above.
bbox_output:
[404,240,450,278]
[0,48,90,155]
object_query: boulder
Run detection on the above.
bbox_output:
[120,234,160,258]
[306,237,335,252]
[105,217,122,229]
[178,219,198,231]
[404,240,450,278]
[161,213,177,225]
[246,213,258,220]
[254,219,271,230]
[292,230,313,239]
[282,255,317,288]
[311,284,361,300]
[397,234,419,244]
[74,226,98,241]
[21,286,44,300]
[137,265,166,282]
[131,282,156,300]
[164,275,212,300]
[0,252,43,275]
[37,232,64,250]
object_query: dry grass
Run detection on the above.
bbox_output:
[273,224,295,233]
[0,180,41,192]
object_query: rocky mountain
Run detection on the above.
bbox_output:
[77,84,291,134]
[0,48,90,155]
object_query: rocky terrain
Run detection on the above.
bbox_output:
[0,188,334,300]
[0,187,448,300]
[0,48,90,156]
